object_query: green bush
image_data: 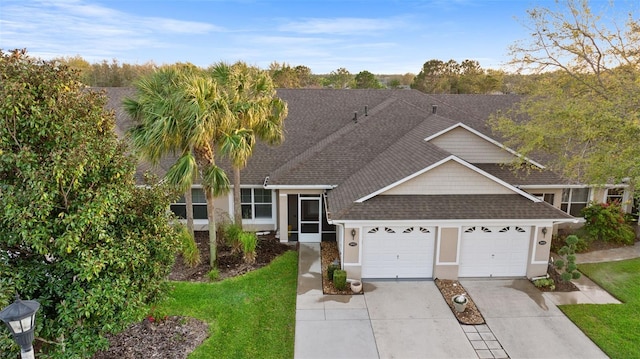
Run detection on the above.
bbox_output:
[533,277,556,290]
[0,51,181,358]
[582,201,636,244]
[223,223,244,254]
[239,231,258,264]
[333,270,347,290]
[178,224,201,267]
[554,235,582,282]
[327,263,340,280]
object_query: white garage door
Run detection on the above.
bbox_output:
[362,226,435,279]
[459,226,531,277]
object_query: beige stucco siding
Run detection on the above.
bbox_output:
[344,227,360,264]
[433,227,460,280]
[429,127,514,163]
[383,160,515,195]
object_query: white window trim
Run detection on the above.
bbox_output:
[235,187,277,225]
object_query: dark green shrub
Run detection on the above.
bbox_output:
[333,270,347,290]
[0,51,181,358]
[327,262,340,280]
[554,235,582,282]
[582,201,636,244]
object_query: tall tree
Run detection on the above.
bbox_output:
[325,67,353,88]
[0,49,180,357]
[490,0,640,189]
[211,62,288,227]
[125,65,231,266]
[411,59,503,93]
[354,70,383,88]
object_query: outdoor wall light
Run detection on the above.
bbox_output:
[349,229,358,247]
[541,227,548,238]
[0,294,40,359]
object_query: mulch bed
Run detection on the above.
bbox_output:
[93,231,294,358]
[435,279,485,325]
[321,241,358,294]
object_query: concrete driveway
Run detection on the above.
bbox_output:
[461,279,608,359]
[295,244,608,359]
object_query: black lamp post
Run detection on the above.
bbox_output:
[0,295,40,359]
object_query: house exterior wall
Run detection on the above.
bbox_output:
[522,188,563,208]
[275,189,325,242]
[429,127,514,163]
[433,227,459,280]
[344,228,360,264]
[527,226,552,278]
[383,161,514,195]
[340,222,554,281]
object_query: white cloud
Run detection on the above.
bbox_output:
[279,17,404,35]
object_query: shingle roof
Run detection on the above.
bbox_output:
[334,194,574,221]
[472,163,575,186]
[103,87,574,221]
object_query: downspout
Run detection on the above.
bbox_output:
[323,191,344,269]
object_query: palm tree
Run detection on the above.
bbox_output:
[124,65,231,266]
[211,62,288,227]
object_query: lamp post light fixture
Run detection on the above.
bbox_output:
[0,295,40,359]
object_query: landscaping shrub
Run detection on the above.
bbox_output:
[551,232,590,253]
[0,50,181,358]
[239,231,258,264]
[223,223,244,254]
[178,224,201,267]
[582,201,636,244]
[333,270,347,290]
[554,235,582,282]
[533,277,556,291]
[327,262,340,280]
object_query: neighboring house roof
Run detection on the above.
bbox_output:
[103,87,575,221]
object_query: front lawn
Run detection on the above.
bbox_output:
[560,258,640,359]
[158,250,298,359]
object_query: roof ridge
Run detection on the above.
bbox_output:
[268,96,399,182]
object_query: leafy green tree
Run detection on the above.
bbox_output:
[125,65,231,266]
[325,67,353,88]
[0,49,181,358]
[211,62,287,227]
[412,59,503,93]
[354,70,383,88]
[491,0,640,190]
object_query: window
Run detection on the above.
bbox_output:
[561,188,590,216]
[170,188,208,219]
[241,188,273,220]
[532,193,555,205]
[606,188,624,204]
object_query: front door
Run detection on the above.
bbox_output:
[299,197,321,242]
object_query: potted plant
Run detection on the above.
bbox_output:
[452,294,468,312]
[350,280,362,293]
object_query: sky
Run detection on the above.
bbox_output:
[0,0,626,74]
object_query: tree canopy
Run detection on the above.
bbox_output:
[490,0,640,190]
[354,70,384,88]
[411,59,505,94]
[0,49,181,358]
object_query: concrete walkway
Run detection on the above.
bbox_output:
[575,240,640,264]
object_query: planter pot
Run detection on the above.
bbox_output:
[350,280,362,293]
[452,295,468,313]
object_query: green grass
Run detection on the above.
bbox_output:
[158,250,298,359]
[560,258,640,359]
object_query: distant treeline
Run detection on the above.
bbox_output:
[55,55,536,94]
